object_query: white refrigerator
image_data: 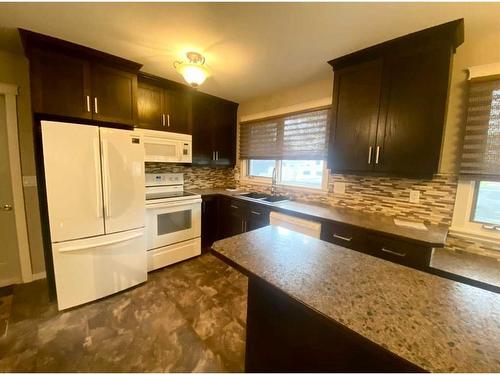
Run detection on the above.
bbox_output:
[41,120,146,310]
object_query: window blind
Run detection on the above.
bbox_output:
[460,78,500,178]
[239,108,329,160]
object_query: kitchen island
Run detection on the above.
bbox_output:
[212,226,500,372]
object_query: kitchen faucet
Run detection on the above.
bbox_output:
[271,167,277,196]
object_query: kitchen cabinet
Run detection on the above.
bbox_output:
[192,93,238,167]
[201,195,219,249]
[21,29,141,126]
[327,19,463,178]
[321,221,432,270]
[137,74,192,134]
[215,197,271,241]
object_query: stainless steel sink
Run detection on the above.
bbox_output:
[239,192,289,203]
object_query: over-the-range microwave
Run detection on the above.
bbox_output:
[136,129,192,163]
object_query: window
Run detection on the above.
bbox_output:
[248,160,275,178]
[240,107,330,190]
[244,159,326,190]
[471,181,500,226]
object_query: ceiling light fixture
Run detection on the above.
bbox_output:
[174,52,209,88]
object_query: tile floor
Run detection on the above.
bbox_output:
[0,253,248,372]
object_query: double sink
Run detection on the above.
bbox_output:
[238,192,289,203]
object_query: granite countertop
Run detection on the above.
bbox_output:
[431,248,500,288]
[212,226,500,373]
[189,188,448,247]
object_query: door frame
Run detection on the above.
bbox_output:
[0,82,33,284]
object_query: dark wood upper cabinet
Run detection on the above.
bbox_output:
[20,29,142,126]
[327,19,464,178]
[164,88,192,134]
[29,48,92,119]
[91,64,137,126]
[137,81,164,129]
[329,59,382,174]
[192,92,238,167]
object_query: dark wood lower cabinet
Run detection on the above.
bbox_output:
[245,277,423,372]
[201,195,219,249]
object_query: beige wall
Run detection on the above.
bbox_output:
[0,50,45,274]
[238,27,500,175]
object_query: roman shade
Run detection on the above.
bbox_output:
[460,78,500,178]
[239,108,330,160]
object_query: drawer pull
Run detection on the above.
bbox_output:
[333,234,352,242]
[251,210,261,215]
[230,204,239,209]
[381,247,406,257]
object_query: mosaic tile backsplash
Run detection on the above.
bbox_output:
[145,163,236,190]
[238,169,458,226]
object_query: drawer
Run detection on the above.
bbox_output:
[365,234,432,269]
[321,222,368,254]
[246,204,271,220]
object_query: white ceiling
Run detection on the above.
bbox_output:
[0,2,500,102]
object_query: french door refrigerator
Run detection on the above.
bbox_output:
[41,120,146,310]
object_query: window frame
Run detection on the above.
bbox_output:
[241,159,329,192]
[450,179,500,244]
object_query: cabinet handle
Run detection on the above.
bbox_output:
[230,204,239,209]
[333,234,352,242]
[167,114,170,127]
[241,221,245,232]
[86,96,91,112]
[215,151,219,160]
[212,151,215,160]
[94,97,98,114]
[381,247,406,257]
[375,146,380,164]
[251,210,261,216]
[162,114,166,126]
[368,146,372,164]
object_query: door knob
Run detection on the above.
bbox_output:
[2,204,13,211]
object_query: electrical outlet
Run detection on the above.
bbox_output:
[409,190,420,203]
[333,182,346,194]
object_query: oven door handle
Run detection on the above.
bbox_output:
[145,199,202,209]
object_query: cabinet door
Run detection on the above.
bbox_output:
[91,64,137,126]
[192,93,215,165]
[245,205,270,232]
[212,99,238,167]
[328,59,383,173]
[375,47,452,177]
[137,81,164,130]
[201,196,219,248]
[30,49,92,119]
[164,88,192,134]
[218,198,245,239]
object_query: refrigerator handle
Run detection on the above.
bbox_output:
[93,138,103,218]
[101,139,112,218]
[58,232,143,253]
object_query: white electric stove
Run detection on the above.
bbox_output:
[145,173,201,271]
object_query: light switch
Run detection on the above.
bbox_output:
[409,190,420,203]
[22,175,37,187]
[333,182,346,194]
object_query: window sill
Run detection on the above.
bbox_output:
[239,177,328,195]
[448,226,500,247]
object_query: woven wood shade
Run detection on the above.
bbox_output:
[240,108,329,160]
[460,78,500,178]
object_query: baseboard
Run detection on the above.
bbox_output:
[32,271,46,281]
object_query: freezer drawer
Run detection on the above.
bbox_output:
[51,228,147,310]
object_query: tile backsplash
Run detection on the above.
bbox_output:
[145,163,236,190]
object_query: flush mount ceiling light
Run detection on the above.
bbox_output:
[174,52,210,88]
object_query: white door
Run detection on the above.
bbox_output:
[42,121,104,242]
[100,128,145,234]
[51,228,147,310]
[0,95,21,286]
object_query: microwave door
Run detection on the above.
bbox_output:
[143,137,181,162]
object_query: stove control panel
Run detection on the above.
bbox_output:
[145,173,184,187]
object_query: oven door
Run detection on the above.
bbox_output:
[146,199,201,250]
